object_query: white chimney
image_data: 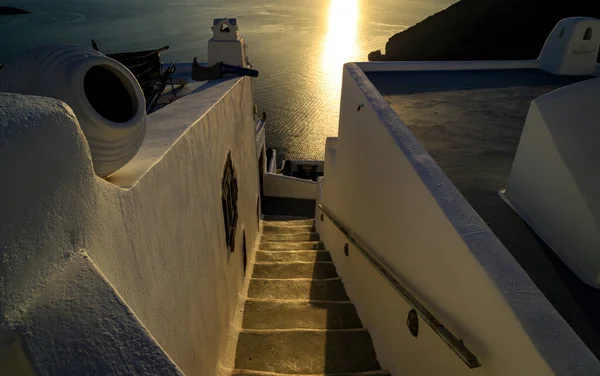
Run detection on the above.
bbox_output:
[538,17,600,76]
[208,18,248,68]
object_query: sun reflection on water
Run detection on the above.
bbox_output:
[315,0,360,137]
[321,0,360,90]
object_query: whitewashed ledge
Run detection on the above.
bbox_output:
[109,74,244,188]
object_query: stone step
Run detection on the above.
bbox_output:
[263,224,315,235]
[260,241,325,251]
[256,250,332,263]
[257,248,324,253]
[263,219,315,227]
[261,232,320,242]
[241,300,363,330]
[252,262,338,279]
[248,279,349,301]
[263,215,314,222]
[235,330,381,374]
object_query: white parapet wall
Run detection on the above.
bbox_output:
[506,77,600,287]
[263,172,317,200]
[356,17,600,77]
[316,63,600,376]
[0,75,261,375]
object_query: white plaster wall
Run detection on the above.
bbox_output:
[317,64,600,375]
[255,119,266,160]
[21,253,186,375]
[0,76,261,375]
[93,77,260,376]
[315,177,325,234]
[0,94,183,375]
[357,58,598,77]
[507,77,600,287]
[267,150,277,173]
[263,172,317,200]
[356,60,539,73]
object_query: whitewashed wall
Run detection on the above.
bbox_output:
[0,76,261,375]
[317,63,600,376]
[356,59,539,73]
[97,76,260,376]
[0,94,184,375]
[507,77,600,287]
[263,172,317,200]
[255,119,265,160]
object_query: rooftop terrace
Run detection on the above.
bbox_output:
[368,68,600,356]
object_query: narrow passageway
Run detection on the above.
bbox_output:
[233,216,390,375]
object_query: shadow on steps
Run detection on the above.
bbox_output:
[262,196,315,219]
[308,239,383,374]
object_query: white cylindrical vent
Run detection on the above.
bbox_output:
[0,44,146,177]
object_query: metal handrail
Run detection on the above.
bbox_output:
[318,203,482,369]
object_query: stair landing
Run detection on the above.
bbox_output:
[233,218,390,376]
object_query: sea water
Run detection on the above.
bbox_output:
[0,0,455,160]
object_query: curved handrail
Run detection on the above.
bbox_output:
[318,203,482,369]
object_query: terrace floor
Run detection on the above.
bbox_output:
[368,68,600,357]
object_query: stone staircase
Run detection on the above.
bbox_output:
[233,218,390,376]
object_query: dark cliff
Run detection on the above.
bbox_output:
[0,6,30,15]
[369,0,600,61]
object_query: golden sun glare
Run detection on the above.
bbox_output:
[321,0,360,85]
